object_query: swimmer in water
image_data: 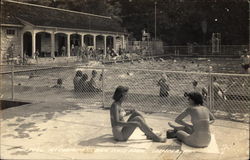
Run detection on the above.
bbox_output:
[157,75,170,97]
[52,78,64,88]
[159,58,165,62]
[110,86,166,142]
[192,80,199,92]
[167,92,215,148]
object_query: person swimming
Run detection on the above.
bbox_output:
[52,78,64,88]
[110,86,166,142]
[157,74,170,97]
[167,92,215,148]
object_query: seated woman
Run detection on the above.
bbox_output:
[79,73,89,92]
[73,70,83,92]
[110,86,166,142]
[168,92,215,148]
[87,70,102,92]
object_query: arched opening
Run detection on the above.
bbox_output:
[23,32,32,57]
[36,32,51,57]
[70,34,81,56]
[106,36,114,50]
[96,35,104,54]
[55,33,67,57]
[96,35,105,55]
[84,34,94,47]
[116,36,123,51]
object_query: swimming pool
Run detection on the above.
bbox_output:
[1,58,249,123]
[103,57,244,74]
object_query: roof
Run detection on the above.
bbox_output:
[0,0,125,33]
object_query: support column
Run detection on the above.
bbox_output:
[32,31,36,59]
[113,36,116,51]
[81,34,85,47]
[93,34,96,50]
[20,31,24,59]
[67,33,71,57]
[122,35,125,49]
[51,32,55,58]
[104,35,107,58]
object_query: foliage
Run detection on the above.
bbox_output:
[18,0,249,45]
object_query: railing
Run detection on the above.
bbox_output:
[1,65,249,122]
[163,45,248,56]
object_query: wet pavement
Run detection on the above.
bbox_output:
[0,101,249,160]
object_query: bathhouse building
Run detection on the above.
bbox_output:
[0,0,127,63]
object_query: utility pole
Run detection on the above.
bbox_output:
[154,1,157,41]
[153,1,157,57]
[249,0,250,50]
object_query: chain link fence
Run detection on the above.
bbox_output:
[1,64,249,122]
[163,45,248,56]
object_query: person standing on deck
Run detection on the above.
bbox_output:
[241,49,250,74]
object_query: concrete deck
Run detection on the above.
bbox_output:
[0,101,249,160]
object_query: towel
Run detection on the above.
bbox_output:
[181,134,219,154]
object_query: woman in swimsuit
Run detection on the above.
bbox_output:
[168,92,215,148]
[110,86,166,142]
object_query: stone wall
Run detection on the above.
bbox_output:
[0,27,22,63]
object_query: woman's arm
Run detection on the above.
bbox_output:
[209,111,216,124]
[175,108,191,127]
[124,109,134,116]
[112,104,138,127]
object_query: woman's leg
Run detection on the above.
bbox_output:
[169,122,193,134]
[176,131,209,148]
[122,116,165,142]
[176,130,190,142]
[127,110,145,122]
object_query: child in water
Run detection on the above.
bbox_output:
[167,92,215,148]
[52,78,64,88]
[157,74,170,97]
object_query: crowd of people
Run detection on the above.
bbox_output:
[64,44,130,62]
[73,70,102,93]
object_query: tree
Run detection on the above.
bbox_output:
[18,0,249,45]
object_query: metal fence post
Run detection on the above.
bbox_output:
[101,68,105,108]
[208,66,213,110]
[11,62,14,100]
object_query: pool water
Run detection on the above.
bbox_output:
[104,57,244,74]
[2,58,249,122]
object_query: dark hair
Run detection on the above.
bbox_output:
[81,73,88,81]
[113,86,129,101]
[57,78,63,85]
[92,70,97,76]
[192,80,198,86]
[186,92,203,105]
[76,70,83,77]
